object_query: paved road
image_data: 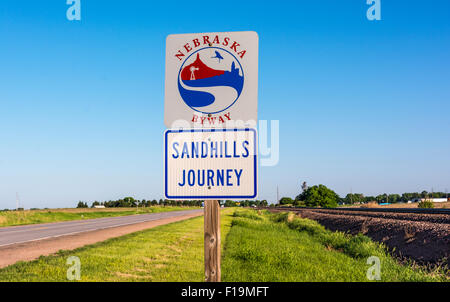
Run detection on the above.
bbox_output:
[0,209,203,247]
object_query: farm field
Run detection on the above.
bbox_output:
[0,208,447,282]
[221,210,448,282]
[0,206,200,227]
[275,208,450,265]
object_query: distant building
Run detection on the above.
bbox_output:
[411,198,448,203]
[94,205,105,209]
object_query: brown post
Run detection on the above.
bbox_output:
[204,200,221,282]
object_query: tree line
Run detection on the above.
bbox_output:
[76,187,447,209]
[77,197,268,208]
[341,191,448,205]
[277,182,449,208]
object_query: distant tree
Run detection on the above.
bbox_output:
[344,193,364,204]
[279,197,294,205]
[418,200,434,208]
[299,185,339,208]
[295,182,308,202]
[293,199,306,207]
[240,200,249,207]
[295,191,304,202]
[123,197,136,207]
[388,194,401,203]
[401,193,410,202]
[344,194,352,204]
[224,200,237,207]
[77,201,88,208]
[364,196,376,203]
[376,194,387,203]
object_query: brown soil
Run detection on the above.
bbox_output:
[295,209,450,265]
[0,211,203,268]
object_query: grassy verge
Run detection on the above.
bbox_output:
[0,209,233,282]
[222,210,448,282]
[2,208,444,282]
[0,206,200,227]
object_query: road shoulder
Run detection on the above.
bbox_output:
[0,211,203,268]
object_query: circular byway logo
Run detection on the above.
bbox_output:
[164,32,258,128]
[177,47,244,115]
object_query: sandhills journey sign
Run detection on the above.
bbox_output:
[164,31,259,199]
[164,31,258,128]
[163,31,259,282]
[164,128,257,199]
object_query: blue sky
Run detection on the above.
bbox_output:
[1,0,449,208]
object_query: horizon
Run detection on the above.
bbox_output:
[8,187,449,210]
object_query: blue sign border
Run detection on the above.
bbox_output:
[164,128,257,200]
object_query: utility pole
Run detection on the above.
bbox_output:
[16,192,20,210]
[276,186,279,204]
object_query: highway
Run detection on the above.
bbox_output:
[0,209,203,247]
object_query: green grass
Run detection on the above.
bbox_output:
[1,208,446,282]
[0,206,200,227]
[0,209,234,282]
[221,210,448,282]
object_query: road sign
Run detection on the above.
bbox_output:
[164,31,258,128]
[164,128,257,199]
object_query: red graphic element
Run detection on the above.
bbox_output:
[181,53,224,81]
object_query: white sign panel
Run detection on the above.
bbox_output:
[164,31,258,128]
[164,128,257,199]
